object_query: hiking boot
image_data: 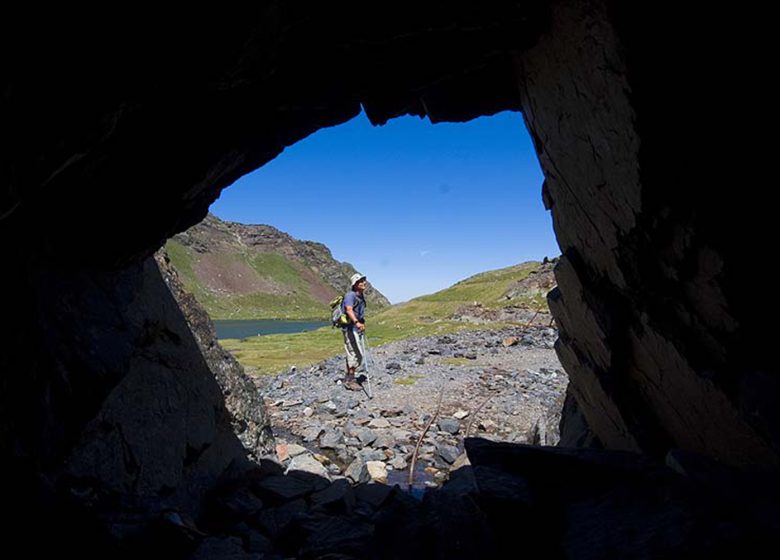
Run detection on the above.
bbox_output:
[344,380,362,391]
[344,367,359,390]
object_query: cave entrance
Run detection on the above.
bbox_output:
[163,107,566,486]
[6,3,772,555]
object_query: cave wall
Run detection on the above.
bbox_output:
[0,0,776,546]
[516,1,778,466]
[1,6,547,266]
[0,251,253,546]
[155,248,275,462]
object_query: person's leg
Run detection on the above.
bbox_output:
[344,356,356,382]
[343,328,363,390]
[353,331,367,382]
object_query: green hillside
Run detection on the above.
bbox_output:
[378,261,547,325]
[163,214,391,320]
[166,239,328,319]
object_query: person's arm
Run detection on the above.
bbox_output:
[345,305,365,331]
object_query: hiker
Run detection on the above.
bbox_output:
[342,273,367,391]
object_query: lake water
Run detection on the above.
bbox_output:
[213,319,330,340]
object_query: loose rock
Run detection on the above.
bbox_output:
[258,325,567,487]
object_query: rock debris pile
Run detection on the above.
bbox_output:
[254,325,567,487]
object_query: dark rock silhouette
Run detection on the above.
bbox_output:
[155,248,275,461]
[1,1,776,556]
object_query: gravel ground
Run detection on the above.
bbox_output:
[253,325,567,487]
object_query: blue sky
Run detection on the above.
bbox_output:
[210,110,559,303]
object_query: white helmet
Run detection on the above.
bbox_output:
[350,273,366,288]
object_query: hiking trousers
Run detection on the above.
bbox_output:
[343,327,364,370]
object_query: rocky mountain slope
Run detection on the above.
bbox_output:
[165,213,390,320]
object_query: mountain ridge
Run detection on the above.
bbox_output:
[165,213,390,320]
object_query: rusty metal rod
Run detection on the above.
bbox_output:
[408,381,446,488]
[465,394,495,439]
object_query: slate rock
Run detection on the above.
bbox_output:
[291,514,374,559]
[451,452,471,471]
[255,475,317,503]
[287,444,308,457]
[301,426,324,442]
[355,428,377,446]
[391,429,412,442]
[217,487,265,520]
[366,461,388,483]
[254,498,308,538]
[438,418,461,435]
[437,444,460,464]
[286,454,330,480]
[247,531,274,555]
[372,433,396,449]
[355,448,386,463]
[345,458,370,484]
[355,481,394,509]
[321,400,339,413]
[310,479,356,514]
[320,429,344,449]
[191,537,249,560]
[368,418,391,429]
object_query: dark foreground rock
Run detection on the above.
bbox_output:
[156,249,276,460]
[178,439,778,559]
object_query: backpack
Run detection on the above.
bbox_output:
[329,295,350,327]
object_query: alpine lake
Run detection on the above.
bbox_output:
[213,319,330,340]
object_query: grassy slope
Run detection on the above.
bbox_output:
[419,262,549,310]
[165,239,329,320]
[223,261,547,374]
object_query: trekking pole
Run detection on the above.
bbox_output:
[358,331,373,399]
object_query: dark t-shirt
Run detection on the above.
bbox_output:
[342,290,365,328]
